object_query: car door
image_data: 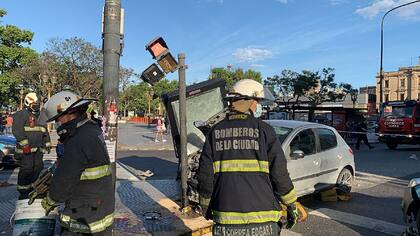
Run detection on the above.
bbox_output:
[314,128,341,185]
[285,128,321,196]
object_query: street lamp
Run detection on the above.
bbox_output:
[379,0,420,105]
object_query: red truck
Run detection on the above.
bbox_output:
[378,100,420,149]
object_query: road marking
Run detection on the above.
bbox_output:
[309,208,405,236]
[355,171,409,190]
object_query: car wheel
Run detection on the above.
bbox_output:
[336,168,353,193]
[386,142,398,150]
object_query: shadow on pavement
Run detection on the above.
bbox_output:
[115,180,189,235]
[118,156,178,180]
[296,191,406,235]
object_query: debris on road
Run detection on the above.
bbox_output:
[409,154,418,160]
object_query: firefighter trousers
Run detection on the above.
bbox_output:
[60,226,112,236]
[17,149,44,199]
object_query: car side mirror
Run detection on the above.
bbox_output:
[290,150,305,159]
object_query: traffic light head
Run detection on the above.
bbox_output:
[141,63,165,85]
[146,37,168,59]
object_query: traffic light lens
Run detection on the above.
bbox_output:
[158,53,178,74]
[150,43,167,59]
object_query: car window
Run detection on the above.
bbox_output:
[289,129,316,156]
[317,128,337,151]
[272,126,292,144]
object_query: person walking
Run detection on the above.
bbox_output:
[41,91,114,235]
[355,117,374,150]
[12,92,51,199]
[198,79,299,235]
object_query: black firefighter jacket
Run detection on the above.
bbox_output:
[198,113,297,225]
[12,108,51,153]
[49,117,115,234]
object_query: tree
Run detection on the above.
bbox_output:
[306,68,352,105]
[265,69,317,118]
[209,67,262,89]
[0,9,37,108]
[120,79,178,117]
[45,37,103,98]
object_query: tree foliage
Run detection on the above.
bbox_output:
[306,68,352,105]
[209,67,262,89]
[120,79,178,116]
[265,68,352,107]
[0,9,37,107]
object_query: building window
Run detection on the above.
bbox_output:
[401,79,405,87]
[385,80,389,88]
[385,94,389,102]
[401,93,405,101]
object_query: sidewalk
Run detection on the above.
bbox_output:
[118,122,174,151]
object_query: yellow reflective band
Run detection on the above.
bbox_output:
[199,196,211,207]
[212,210,281,225]
[60,213,114,234]
[24,126,47,132]
[280,188,297,205]
[80,164,112,180]
[17,184,32,190]
[15,147,39,154]
[213,160,269,174]
[19,139,29,146]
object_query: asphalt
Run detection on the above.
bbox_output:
[117,122,174,151]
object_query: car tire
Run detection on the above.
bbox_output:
[336,168,353,193]
[386,142,398,150]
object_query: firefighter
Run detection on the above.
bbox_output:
[12,92,51,199]
[198,79,299,235]
[41,91,114,235]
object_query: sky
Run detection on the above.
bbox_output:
[2,0,420,88]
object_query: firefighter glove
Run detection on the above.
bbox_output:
[22,145,31,154]
[41,195,58,216]
[286,203,299,229]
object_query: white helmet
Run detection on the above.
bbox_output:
[228,79,275,101]
[44,91,94,122]
[24,92,39,107]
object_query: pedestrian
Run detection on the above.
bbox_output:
[12,92,51,199]
[154,115,166,143]
[41,91,114,235]
[355,116,374,150]
[198,79,299,235]
[5,113,13,134]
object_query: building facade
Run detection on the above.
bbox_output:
[376,57,420,106]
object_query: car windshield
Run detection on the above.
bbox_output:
[271,125,292,144]
[383,106,413,118]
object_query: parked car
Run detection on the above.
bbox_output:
[0,135,16,167]
[264,120,355,197]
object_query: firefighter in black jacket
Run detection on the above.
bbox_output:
[198,79,299,235]
[42,91,114,235]
[13,92,51,199]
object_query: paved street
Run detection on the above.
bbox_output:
[118,143,420,236]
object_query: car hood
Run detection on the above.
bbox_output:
[0,135,16,146]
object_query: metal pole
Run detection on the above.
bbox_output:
[379,0,420,105]
[178,53,189,208]
[103,0,121,197]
